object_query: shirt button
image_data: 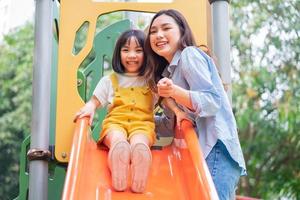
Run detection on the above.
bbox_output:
[130,108,134,111]
[131,88,134,91]
[128,119,131,122]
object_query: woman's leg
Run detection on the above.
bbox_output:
[104,129,130,191]
[205,140,241,200]
[129,133,152,193]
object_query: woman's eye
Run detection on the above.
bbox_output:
[149,30,157,34]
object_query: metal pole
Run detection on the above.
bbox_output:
[28,0,53,199]
[209,0,232,103]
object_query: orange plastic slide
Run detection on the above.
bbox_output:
[62,118,219,200]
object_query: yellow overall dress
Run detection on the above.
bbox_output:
[99,73,155,145]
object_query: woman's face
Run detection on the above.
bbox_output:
[149,14,181,63]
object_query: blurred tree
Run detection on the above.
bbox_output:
[231,0,300,199]
[0,23,34,199]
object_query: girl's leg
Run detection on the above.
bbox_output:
[104,129,130,191]
[205,140,241,200]
[103,129,127,148]
[129,133,152,193]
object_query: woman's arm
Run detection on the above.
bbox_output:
[158,47,221,117]
[158,78,193,110]
[161,97,191,129]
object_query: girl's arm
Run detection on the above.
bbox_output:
[76,74,110,125]
[74,95,102,125]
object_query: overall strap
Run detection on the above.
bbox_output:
[110,73,119,90]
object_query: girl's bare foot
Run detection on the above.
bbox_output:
[130,143,152,193]
[108,140,130,191]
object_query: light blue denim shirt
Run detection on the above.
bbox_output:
[157,46,246,175]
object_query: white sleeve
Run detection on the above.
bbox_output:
[92,75,112,107]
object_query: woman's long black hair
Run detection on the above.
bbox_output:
[144,9,196,91]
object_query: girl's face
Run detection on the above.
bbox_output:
[120,36,144,74]
[149,14,181,63]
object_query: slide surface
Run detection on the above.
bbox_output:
[62,118,218,200]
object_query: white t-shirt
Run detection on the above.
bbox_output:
[93,73,157,107]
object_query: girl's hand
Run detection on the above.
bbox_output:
[73,101,97,126]
[157,77,175,98]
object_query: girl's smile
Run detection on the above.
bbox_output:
[121,36,144,74]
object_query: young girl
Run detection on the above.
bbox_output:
[144,9,247,200]
[74,30,154,193]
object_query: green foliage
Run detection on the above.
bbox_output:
[231,0,300,199]
[0,23,34,199]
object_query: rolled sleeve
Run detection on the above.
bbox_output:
[180,47,221,117]
[190,91,220,117]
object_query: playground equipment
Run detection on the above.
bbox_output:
[16,0,233,199]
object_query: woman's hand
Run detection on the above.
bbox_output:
[157,77,175,98]
[174,109,192,130]
[157,77,193,110]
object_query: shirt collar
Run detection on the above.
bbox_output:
[123,72,139,77]
[162,50,182,77]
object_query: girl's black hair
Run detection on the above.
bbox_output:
[144,9,196,90]
[112,29,146,76]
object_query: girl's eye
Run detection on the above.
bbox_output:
[136,49,143,53]
[121,48,129,52]
[163,27,171,31]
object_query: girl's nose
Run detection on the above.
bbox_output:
[128,51,137,58]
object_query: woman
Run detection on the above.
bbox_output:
[144,9,246,199]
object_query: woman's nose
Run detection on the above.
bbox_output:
[156,29,164,38]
